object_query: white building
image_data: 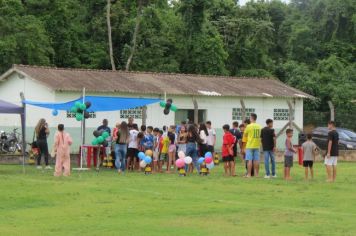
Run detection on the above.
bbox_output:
[0,65,313,152]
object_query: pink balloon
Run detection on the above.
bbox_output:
[176,159,185,168]
[205,157,213,164]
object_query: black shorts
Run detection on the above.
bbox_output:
[207,145,214,153]
[303,160,314,168]
[127,148,138,159]
[223,155,234,162]
[233,145,238,157]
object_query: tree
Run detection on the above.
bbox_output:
[125,0,142,71]
[184,24,228,75]
[0,0,53,72]
[126,4,182,72]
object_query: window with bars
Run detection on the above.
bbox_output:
[120,107,143,119]
[232,108,255,121]
[273,108,290,121]
[66,111,96,119]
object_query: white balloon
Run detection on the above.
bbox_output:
[184,156,192,164]
[178,151,186,159]
[206,162,215,169]
[140,160,147,168]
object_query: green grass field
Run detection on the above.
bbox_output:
[1,162,356,236]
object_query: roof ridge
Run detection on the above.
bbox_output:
[13,64,273,80]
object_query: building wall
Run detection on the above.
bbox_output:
[0,73,304,154]
[0,73,56,147]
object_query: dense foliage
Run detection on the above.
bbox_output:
[0,0,355,128]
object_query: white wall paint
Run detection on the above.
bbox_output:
[0,72,304,151]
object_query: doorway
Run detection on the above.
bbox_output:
[175,109,206,125]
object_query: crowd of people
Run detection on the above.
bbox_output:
[33,114,339,182]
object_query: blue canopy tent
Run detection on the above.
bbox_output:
[0,99,26,170]
[23,95,161,170]
[23,96,161,112]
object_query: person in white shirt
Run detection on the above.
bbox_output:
[206,121,216,154]
[127,124,139,171]
[198,123,209,156]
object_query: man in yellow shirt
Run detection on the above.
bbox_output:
[243,113,262,177]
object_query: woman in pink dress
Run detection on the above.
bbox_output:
[54,124,73,177]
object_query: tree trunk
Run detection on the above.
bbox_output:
[328,101,335,121]
[192,97,198,125]
[125,0,143,71]
[287,100,294,129]
[107,0,116,71]
[240,99,246,122]
[142,105,147,126]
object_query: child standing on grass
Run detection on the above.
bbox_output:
[284,129,297,180]
[222,124,236,176]
[152,128,160,172]
[302,133,317,180]
[127,124,139,171]
[137,131,145,171]
[53,124,72,177]
[143,126,154,151]
[166,126,176,173]
[158,130,169,173]
[177,125,187,154]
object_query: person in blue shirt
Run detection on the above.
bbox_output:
[143,126,154,151]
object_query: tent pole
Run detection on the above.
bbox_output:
[20,92,26,174]
[82,87,85,145]
[80,88,85,169]
[74,87,89,171]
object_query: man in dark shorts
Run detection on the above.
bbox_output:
[127,124,139,171]
[325,121,339,182]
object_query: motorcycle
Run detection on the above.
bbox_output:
[0,128,22,154]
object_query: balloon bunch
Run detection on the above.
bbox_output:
[159,98,178,115]
[175,151,192,176]
[91,130,110,147]
[70,101,92,121]
[197,152,215,175]
[138,150,153,174]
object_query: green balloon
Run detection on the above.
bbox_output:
[102,131,109,139]
[80,103,86,111]
[75,101,81,108]
[97,136,104,144]
[170,105,178,112]
[76,113,83,121]
[159,101,166,108]
[91,139,98,145]
[70,106,77,113]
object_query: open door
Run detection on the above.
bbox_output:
[175,109,206,124]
